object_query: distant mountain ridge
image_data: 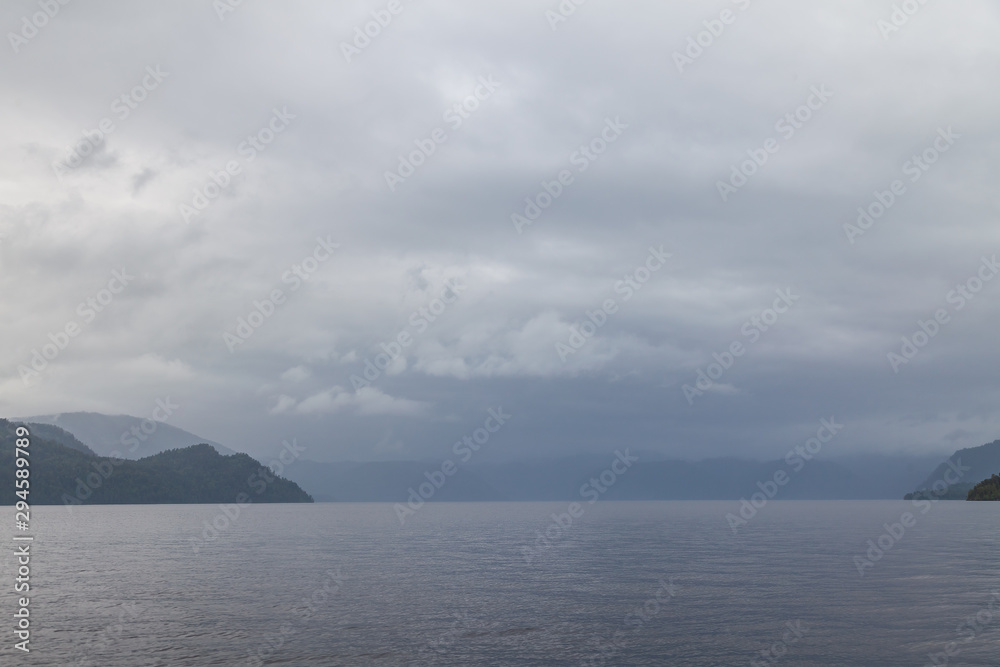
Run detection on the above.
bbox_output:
[911,439,1000,495]
[1,419,311,505]
[282,452,943,502]
[20,411,235,460]
[22,411,993,503]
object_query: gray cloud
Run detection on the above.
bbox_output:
[1,0,998,463]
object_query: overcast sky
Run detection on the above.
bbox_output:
[1,0,998,463]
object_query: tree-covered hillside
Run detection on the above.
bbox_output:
[0,419,312,505]
[967,474,1000,501]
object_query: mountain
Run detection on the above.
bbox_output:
[910,439,1000,496]
[283,451,939,502]
[1,419,312,505]
[21,421,97,456]
[967,475,1000,501]
[19,411,235,460]
[22,410,969,503]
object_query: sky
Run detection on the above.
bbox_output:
[1,0,998,463]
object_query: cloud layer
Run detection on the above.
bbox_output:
[2,0,999,462]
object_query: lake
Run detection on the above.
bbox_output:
[1,501,998,665]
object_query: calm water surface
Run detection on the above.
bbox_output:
[1,501,998,665]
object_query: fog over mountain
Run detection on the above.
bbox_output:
[1,1,999,465]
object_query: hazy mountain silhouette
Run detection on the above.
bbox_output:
[1,419,311,505]
[282,451,943,502]
[20,411,235,459]
[28,411,987,503]
[914,439,1000,492]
